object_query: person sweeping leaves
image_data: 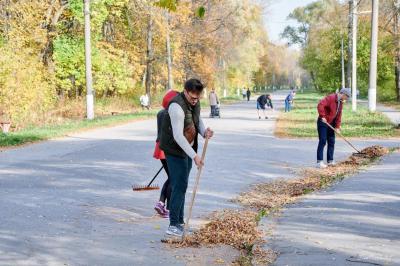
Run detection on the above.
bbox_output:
[153,90,179,218]
[316,88,350,168]
[256,94,273,119]
[159,79,214,238]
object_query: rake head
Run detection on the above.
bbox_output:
[132,184,159,191]
[352,152,367,157]
[161,237,183,244]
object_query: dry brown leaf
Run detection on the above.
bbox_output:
[172,210,263,251]
[235,145,389,211]
[165,145,389,266]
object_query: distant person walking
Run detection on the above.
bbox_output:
[242,88,247,100]
[256,94,273,119]
[316,88,350,168]
[246,88,251,101]
[284,90,296,112]
[209,88,219,118]
[140,93,150,110]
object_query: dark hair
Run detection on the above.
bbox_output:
[184,79,204,93]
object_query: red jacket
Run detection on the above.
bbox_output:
[317,93,343,128]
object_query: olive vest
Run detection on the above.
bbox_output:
[159,92,201,158]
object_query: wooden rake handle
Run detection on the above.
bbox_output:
[324,121,361,154]
[182,137,209,240]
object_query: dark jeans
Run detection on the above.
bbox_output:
[210,105,217,117]
[317,118,336,162]
[165,154,192,226]
[159,159,171,209]
[285,100,291,112]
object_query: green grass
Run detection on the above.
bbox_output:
[276,92,400,138]
[0,111,157,147]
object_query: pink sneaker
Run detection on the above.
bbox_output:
[162,208,169,219]
[154,201,165,216]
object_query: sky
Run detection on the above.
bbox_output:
[264,0,317,44]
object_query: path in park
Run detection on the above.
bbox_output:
[267,102,400,266]
[378,104,400,125]
[0,91,399,265]
[267,151,400,266]
[358,99,400,125]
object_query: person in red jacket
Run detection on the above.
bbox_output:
[316,88,351,168]
[153,90,179,217]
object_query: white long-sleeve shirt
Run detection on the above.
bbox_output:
[169,103,206,159]
[140,94,149,106]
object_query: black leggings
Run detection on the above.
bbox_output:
[159,159,171,209]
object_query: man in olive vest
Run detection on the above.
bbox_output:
[160,78,214,238]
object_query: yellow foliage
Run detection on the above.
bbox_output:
[0,0,54,127]
[0,47,55,128]
[0,0,276,129]
[6,0,49,51]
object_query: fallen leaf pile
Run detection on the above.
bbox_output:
[343,145,389,165]
[231,245,277,266]
[236,145,389,210]
[183,209,262,250]
[164,145,390,265]
[360,145,390,157]
[235,180,299,210]
[251,246,278,266]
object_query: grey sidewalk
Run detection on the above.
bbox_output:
[268,151,400,266]
[377,104,400,126]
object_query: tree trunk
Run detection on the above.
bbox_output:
[153,71,157,94]
[145,9,154,105]
[0,0,11,39]
[102,19,115,43]
[165,11,173,91]
[84,0,94,119]
[346,0,353,88]
[395,0,400,101]
[396,61,400,102]
[142,69,147,89]
[184,41,193,80]
[310,71,319,91]
[41,0,68,66]
[183,0,197,80]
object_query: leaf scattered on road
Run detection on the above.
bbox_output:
[164,145,389,265]
[235,145,389,211]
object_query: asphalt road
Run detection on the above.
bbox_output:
[1,91,398,265]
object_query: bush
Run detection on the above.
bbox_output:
[0,47,55,129]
